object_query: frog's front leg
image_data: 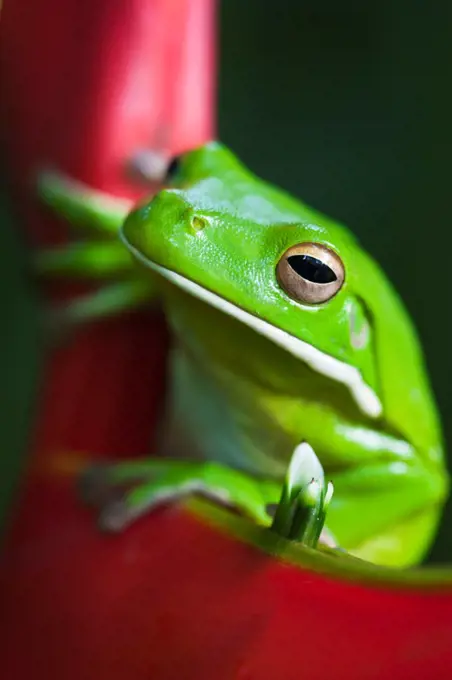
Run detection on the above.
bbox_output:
[79,442,336,554]
[80,458,280,532]
[36,171,158,328]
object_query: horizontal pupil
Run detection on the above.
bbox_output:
[287,254,336,284]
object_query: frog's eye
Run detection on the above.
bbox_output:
[164,155,182,183]
[276,242,345,304]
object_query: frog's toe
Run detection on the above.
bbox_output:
[318,527,338,549]
[78,464,115,507]
[98,499,135,533]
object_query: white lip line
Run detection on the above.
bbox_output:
[123,237,383,419]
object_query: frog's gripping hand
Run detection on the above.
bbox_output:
[79,459,280,532]
[78,443,336,553]
[35,171,157,326]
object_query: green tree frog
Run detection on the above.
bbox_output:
[37,142,449,567]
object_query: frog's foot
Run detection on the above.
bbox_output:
[79,459,280,533]
[35,170,158,332]
[37,170,132,239]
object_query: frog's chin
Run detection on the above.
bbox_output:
[124,242,382,420]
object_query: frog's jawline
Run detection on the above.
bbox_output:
[126,243,382,420]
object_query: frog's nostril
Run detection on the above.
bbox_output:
[190,216,208,233]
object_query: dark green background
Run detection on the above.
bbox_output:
[1,1,451,560]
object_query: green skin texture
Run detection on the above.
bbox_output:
[37,142,449,567]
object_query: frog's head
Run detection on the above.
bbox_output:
[121,142,443,463]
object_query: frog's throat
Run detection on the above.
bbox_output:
[126,244,382,420]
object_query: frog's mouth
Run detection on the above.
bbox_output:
[126,243,382,420]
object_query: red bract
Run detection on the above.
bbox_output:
[1,2,452,679]
[3,470,452,680]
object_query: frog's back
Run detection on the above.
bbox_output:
[177,142,356,243]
